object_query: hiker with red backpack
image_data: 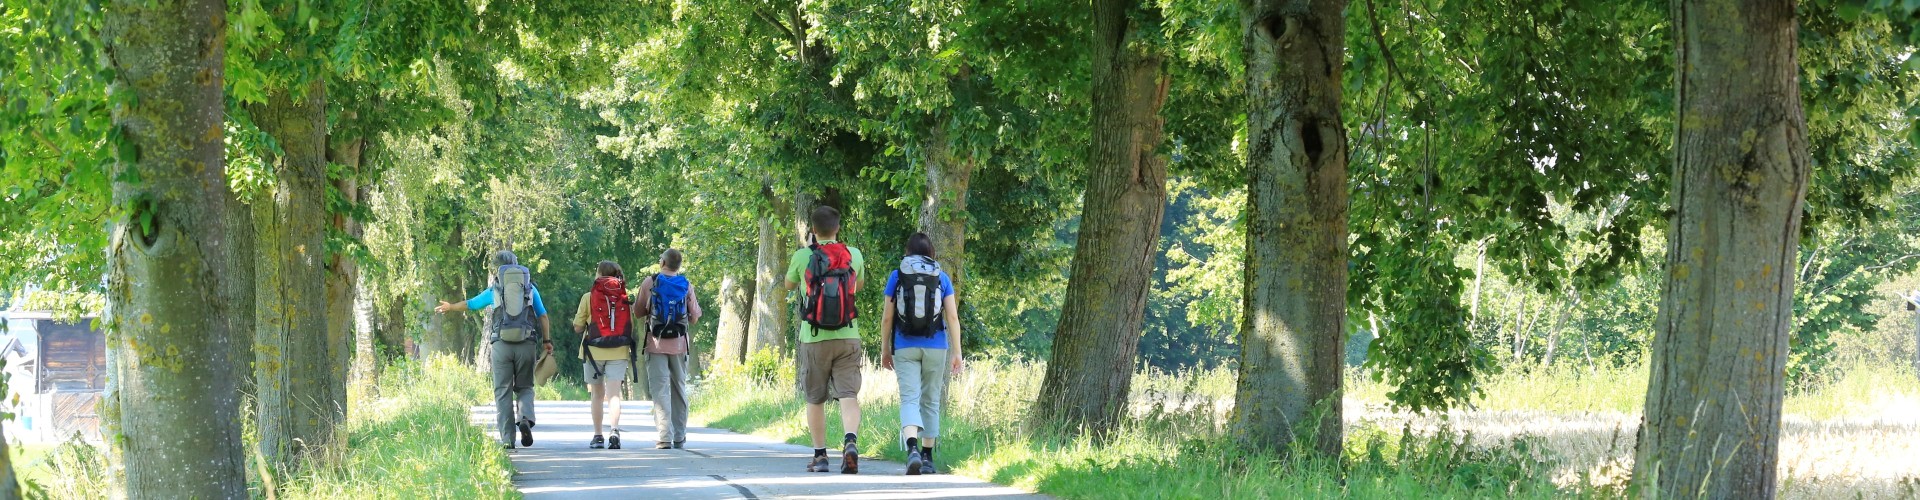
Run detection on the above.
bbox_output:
[784,205,868,474]
[571,260,638,449]
[435,250,552,450]
[635,249,702,449]
[878,233,962,475]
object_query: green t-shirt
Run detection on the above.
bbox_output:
[786,241,865,343]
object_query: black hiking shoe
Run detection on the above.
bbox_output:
[806,455,831,473]
[608,431,622,450]
[589,435,606,449]
[672,441,685,449]
[841,441,859,474]
[517,420,534,447]
[905,450,924,476]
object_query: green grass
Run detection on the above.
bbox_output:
[281,355,517,498]
[1783,361,1920,421]
[537,378,591,401]
[692,357,1570,499]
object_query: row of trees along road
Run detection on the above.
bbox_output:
[2,0,1919,498]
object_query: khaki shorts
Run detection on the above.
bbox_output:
[584,359,630,384]
[798,338,864,404]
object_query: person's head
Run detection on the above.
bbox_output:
[809,205,841,240]
[493,250,518,267]
[659,249,684,273]
[596,260,623,279]
[906,232,935,259]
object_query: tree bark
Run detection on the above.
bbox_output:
[747,213,791,357]
[323,136,361,421]
[227,176,258,396]
[99,0,249,495]
[249,79,338,470]
[713,275,752,368]
[1033,0,1172,436]
[919,122,975,290]
[380,295,410,363]
[1633,1,1811,497]
[1233,0,1349,457]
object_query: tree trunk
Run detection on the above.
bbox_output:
[423,225,468,358]
[919,122,975,290]
[1633,2,1810,497]
[1033,0,1172,436]
[747,213,791,357]
[99,0,249,495]
[352,273,378,386]
[249,79,338,470]
[323,136,361,421]
[1233,0,1350,457]
[380,295,410,363]
[713,275,752,368]
[227,177,258,396]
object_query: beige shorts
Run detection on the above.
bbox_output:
[798,338,864,404]
[584,359,630,384]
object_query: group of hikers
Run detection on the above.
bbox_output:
[433,206,961,475]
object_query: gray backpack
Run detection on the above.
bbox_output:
[491,264,538,343]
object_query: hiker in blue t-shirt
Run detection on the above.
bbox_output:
[878,233,962,476]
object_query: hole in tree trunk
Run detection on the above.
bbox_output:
[1301,120,1325,164]
[1258,15,1286,41]
[130,197,162,249]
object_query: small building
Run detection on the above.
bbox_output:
[2,311,106,443]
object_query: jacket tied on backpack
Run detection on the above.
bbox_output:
[893,256,944,337]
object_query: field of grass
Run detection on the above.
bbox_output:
[9,355,516,499]
[692,354,1920,499]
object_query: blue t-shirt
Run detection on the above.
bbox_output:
[883,270,955,351]
[466,286,549,316]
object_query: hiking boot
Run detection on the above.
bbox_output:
[905,450,924,476]
[806,455,831,473]
[672,441,685,449]
[608,431,622,450]
[841,441,860,474]
[920,459,937,475]
[517,420,534,447]
[503,442,515,450]
[589,435,606,449]
[654,442,672,449]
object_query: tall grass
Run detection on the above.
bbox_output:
[281,355,517,498]
[692,355,1566,499]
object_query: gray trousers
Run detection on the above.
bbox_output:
[491,338,540,445]
[647,353,690,444]
[894,347,949,438]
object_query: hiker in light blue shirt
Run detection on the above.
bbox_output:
[878,233,962,476]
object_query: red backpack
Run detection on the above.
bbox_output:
[802,242,859,332]
[585,276,635,348]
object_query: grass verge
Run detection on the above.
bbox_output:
[280,355,517,498]
[691,355,1567,499]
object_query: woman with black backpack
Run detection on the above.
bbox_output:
[878,233,962,476]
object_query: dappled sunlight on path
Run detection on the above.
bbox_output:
[473,400,1048,499]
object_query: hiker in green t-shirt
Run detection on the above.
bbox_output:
[784,205,868,474]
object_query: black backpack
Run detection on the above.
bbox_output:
[893,260,943,337]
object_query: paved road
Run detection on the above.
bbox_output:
[473,400,1046,499]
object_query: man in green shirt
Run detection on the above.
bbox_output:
[785,205,868,474]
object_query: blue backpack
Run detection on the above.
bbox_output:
[649,274,690,339]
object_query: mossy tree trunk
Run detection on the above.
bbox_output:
[713,275,752,368]
[249,79,339,470]
[1233,0,1349,457]
[919,122,975,290]
[423,224,468,358]
[747,183,793,357]
[324,135,363,415]
[1033,0,1172,436]
[1632,1,1810,497]
[99,0,249,495]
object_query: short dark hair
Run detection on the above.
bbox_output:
[596,260,623,279]
[660,249,684,272]
[494,250,518,267]
[906,233,935,258]
[809,205,841,236]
